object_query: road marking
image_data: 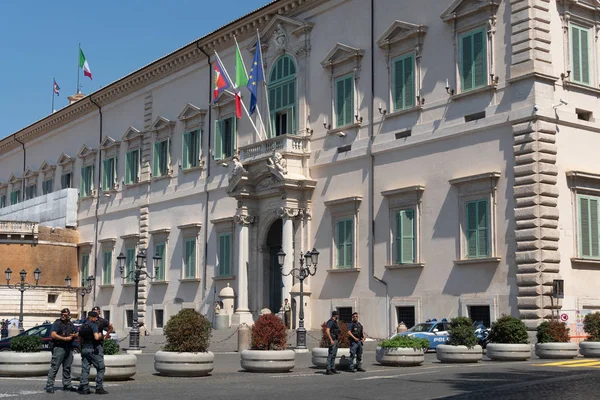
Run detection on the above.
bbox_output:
[356,370,438,381]
[0,390,44,398]
[535,359,600,368]
[0,377,46,381]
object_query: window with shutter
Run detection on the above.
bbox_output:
[42,179,53,195]
[269,55,297,137]
[81,254,90,281]
[154,243,166,281]
[460,29,487,92]
[0,195,5,208]
[102,157,115,191]
[393,54,415,111]
[10,190,20,205]
[336,218,354,268]
[61,173,72,189]
[184,238,196,279]
[395,209,415,264]
[214,118,235,160]
[182,130,200,169]
[335,74,354,127]
[125,248,135,283]
[80,165,93,197]
[218,233,232,276]
[579,195,600,258]
[153,140,169,177]
[465,199,489,258]
[571,24,591,85]
[103,251,112,285]
[125,150,139,184]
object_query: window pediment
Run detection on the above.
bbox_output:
[100,136,121,151]
[178,103,207,121]
[0,182,7,190]
[376,21,428,49]
[8,173,21,184]
[150,116,175,133]
[122,126,142,142]
[23,167,38,180]
[441,0,500,23]
[57,153,75,166]
[212,91,235,108]
[77,144,97,159]
[39,161,56,174]
[260,15,314,42]
[321,43,365,69]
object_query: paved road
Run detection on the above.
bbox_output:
[1,353,599,399]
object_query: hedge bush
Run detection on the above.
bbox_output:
[10,335,43,352]
[102,339,120,355]
[447,317,478,348]
[163,309,212,353]
[251,314,287,350]
[379,335,429,350]
[488,315,529,344]
[536,321,570,343]
[583,312,600,342]
[319,320,350,348]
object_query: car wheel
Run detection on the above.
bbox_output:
[0,347,10,352]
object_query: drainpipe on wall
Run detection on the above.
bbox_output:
[89,97,103,304]
[198,42,212,298]
[13,137,26,196]
[368,0,390,336]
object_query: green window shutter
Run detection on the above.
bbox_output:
[403,55,415,109]
[400,209,415,264]
[133,150,139,182]
[82,254,90,280]
[473,30,486,88]
[591,198,599,257]
[182,132,190,170]
[194,130,201,167]
[80,167,86,196]
[337,220,345,267]
[102,159,110,190]
[185,239,196,278]
[0,195,5,208]
[580,196,590,257]
[125,152,132,184]
[581,28,590,84]
[466,201,478,258]
[163,140,170,174]
[572,26,582,83]
[103,251,112,285]
[230,118,237,157]
[225,234,231,276]
[477,199,489,257]
[155,243,165,281]
[345,218,354,267]
[213,120,223,160]
[344,76,353,126]
[218,234,232,276]
[153,142,160,177]
[337,219,353,268]
[462,32,473,92]
[126,248,135,283]
[336,78,345,127]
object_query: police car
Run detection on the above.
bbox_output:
[393,318,450,350]
[0,324,80,352]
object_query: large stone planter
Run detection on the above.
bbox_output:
[486,343,531,361]
[240,349,295,373]
[154,351,214,377]
[580,341,600,358]
[0,351,51,376]
[311,347,350,369]
[73,354,137,381]
[535,343,579,359]
[376,347,425,366]
[436,345,482,363]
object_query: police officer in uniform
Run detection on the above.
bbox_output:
[77,311,107,395]
[45,308,77,393]
[347,312,366,372]
[91,306,114,359]
[283,299,291,329]
[325,310,341,375]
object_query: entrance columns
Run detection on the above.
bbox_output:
[232,213,255,326]
[277,207,299,308]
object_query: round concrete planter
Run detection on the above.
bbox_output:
[0,351,51,377]
[436,345,482,363]
[73,354,137,381]
[376,347,425,366]
[154,351,214,377]
[580,341,600,358]
[535,343,579,359]
[486,343,531,361]
[311,347,350,369]
[240,349,295,373]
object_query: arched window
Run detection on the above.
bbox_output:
[268,55,296,137]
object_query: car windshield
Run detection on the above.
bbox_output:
[408,323,434,333]
[25,326,48,336]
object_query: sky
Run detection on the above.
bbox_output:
[0,0,271,140]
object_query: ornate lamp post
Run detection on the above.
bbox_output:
[5,267,41,333]
[117,249,161,352]
[278,247,319,351]
[65,274,95,320]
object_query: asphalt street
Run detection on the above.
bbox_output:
[1,352,599,399]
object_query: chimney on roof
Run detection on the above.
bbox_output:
[67,92,85,105]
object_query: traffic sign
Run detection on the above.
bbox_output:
[560,313,569,322]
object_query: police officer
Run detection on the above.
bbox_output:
[283,299,291,329]
[347,312,366,372]
[77,311,107,395]
[91,306,114,359]
[325,310,341,375]
[45,308,78,393]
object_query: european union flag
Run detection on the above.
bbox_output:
[247,39,264,115]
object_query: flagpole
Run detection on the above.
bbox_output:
[77,43,81,93]
[257,31,272,139]
[52,78,55,113]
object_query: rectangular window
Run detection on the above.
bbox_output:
[396,306,416,329]
[337,307,353,323]
[154,242,166,281]
[571,24,591,85]
[218,233,232,276]
[153,140,170,178]
[48,294,59,304]
[81,254,90,281]
[395,209,415,264]
[125,149,140,185]
[103,310,110,322]
[25,184,36,200]
[183,238,196,279]
[335,74,354,127]
[80,165,94,197]
[102,250,112,285]
[269,80,296,136]
[0,194,5,208]
[336,218,354,268]
[393,53,415,111]
[102,157,116,191]
[579,195,600,259]
[465,199,489,258]
[155,309,164,329]
[182,130,201,170]
[213,117,235,160]
[125,248,135,283]
[460,28,487,92]
[469,305,491,328]
[125,310,133,328]
[61,172,72,189]
[42,179,53,195]
[10,190,20,205]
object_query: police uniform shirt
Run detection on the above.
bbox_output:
[348,322,363,343]
[79,321,99,347]
[93,317,109,345]
[326,318,340,340]
[50,318,75,348]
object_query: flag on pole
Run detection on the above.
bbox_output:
[247,38,265,115]
[213,57,232,102]
[53,79,60,96]
[79,49,92,80]
[234,41,248,119]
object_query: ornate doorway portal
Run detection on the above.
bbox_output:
[266,219,282,313]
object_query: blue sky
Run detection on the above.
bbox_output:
[0,0,270,140]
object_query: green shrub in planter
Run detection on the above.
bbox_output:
[583,312,600,341]
[447,317,478,349]
[251,314,287,350]
[379,336,429,350]
[102,340,120,355]
[319,320,350,348]
[10,335,43,352]
[536,321,570,344]
[163,309,212,352]
[488,315,529,344]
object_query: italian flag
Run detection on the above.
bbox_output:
[79,49,92,80]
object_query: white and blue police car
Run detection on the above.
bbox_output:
[392,318,450,350]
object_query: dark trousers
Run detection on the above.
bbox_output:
[349,341,363,369]
[45,346,73,389]
[80,346,105,390]
[284,311,291,329]
[326,339,338,371]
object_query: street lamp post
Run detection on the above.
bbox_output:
[278,247,319,351]
[4,268,41,333]
[65,275,95,320]
[117,249,161,352]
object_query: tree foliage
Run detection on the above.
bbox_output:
[488,315,529,344]
[251,314,287,350]
[163,309,212,353]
